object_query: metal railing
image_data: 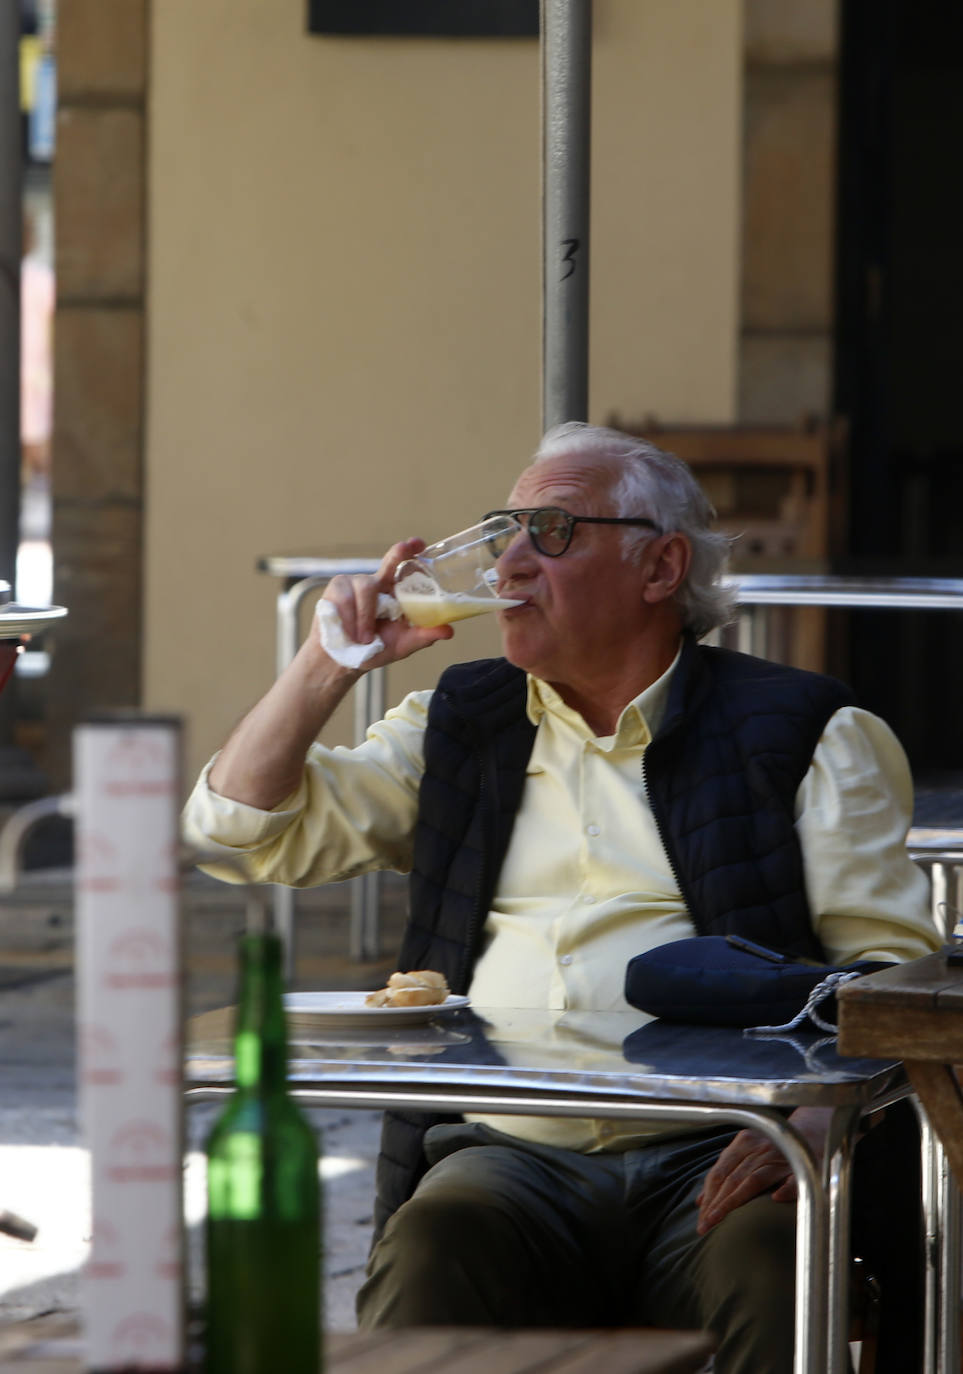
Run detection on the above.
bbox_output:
[721,574,963,658]
[907,830,963,937]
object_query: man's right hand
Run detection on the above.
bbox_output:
[208,538,452,809]
[321,538,453,669]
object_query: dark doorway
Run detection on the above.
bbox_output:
[833,0,963,777]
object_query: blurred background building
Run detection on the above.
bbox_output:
[5,0,963,800]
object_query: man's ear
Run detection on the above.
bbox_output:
[640,533,692,605]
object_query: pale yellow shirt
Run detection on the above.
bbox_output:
[183,655,937,1148]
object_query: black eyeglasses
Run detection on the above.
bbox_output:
[482,507,662,559]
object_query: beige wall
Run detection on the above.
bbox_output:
[740,0,838,423]
[144,0,742,784]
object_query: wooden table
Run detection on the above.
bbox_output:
[837,952,963,1374]
[837,951,963,1187]
[0,1313,715,1374]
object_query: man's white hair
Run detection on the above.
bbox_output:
[533,421,735,639]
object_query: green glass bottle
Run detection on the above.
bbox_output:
[205,932,321,1374]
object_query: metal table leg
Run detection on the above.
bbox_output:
[938,1135,961,1374]
[271,883,296,981]
[271,574,388,973]
[825,1106,860,1374]
[920,1107,941,1374]
[350,666,385,963]
[272,577,329,978]
[915,1098,959,1374]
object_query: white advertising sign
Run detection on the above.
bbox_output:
[75,716,185,1371]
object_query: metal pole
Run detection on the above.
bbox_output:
[918,1107,940,1374]
[541,0,592,430]
[271,581,313,979]
[351,665,385,962]
[824,1106,860,1374]
[938,1144,961,1374]
[273,574,387,970]
[0,7,21,750]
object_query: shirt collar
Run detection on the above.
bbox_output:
[525,644,683,747]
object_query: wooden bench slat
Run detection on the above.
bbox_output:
[0,1314,715,1374]
[327,1327,494,1374]
[326,1328,401,1364]
[418,1330,596,1374]
[327,1328,715,1374]
[545,1329,715,1374]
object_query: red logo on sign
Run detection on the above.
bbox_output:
[76,831,121,893]
[102,734,175,798]
[78,1023,123,1086]
[155,1224,182,1282]
[104,927,174,989]
[154,1031,180,1087]
[106,1120,177,1183]
[110,1311,174,1362]
[87,1216,125,1280]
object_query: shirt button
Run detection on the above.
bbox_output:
[586,824,601,837]
[559,954,573,966]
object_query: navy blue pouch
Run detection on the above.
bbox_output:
[624,935,891,1029]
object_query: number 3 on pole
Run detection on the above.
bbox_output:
[560,238,580,281]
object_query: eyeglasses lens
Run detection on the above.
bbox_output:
[484,509,574,558]
[528,509,572,556]
[484,515,523,560]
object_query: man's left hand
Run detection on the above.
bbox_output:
[695,1105,834,1235]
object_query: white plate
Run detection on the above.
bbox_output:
[0,603,68,637]
[284,991,470,1026]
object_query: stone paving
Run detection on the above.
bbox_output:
[0,868,409,1332]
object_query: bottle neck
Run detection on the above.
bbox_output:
[233,932,288,1093]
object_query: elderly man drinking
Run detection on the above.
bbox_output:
[184,423,936,1373]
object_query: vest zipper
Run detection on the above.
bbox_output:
[456,726,496,995]
[640,749,698,928]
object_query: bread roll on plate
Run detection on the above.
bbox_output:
[387,970,448,991]
[363,988,392,1008]
[365,968,450,1008]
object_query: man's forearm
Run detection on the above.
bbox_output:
[208,636,361,810]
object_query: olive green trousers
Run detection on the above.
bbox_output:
[358,1107,924,1374]
[357,1122,796,1374]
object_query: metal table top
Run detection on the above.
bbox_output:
[187,1005,903,1111]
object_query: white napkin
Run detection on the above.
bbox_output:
[315,593,402,669]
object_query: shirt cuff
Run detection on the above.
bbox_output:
[183,755,307,852]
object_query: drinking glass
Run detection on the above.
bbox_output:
[394,515,525,628]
